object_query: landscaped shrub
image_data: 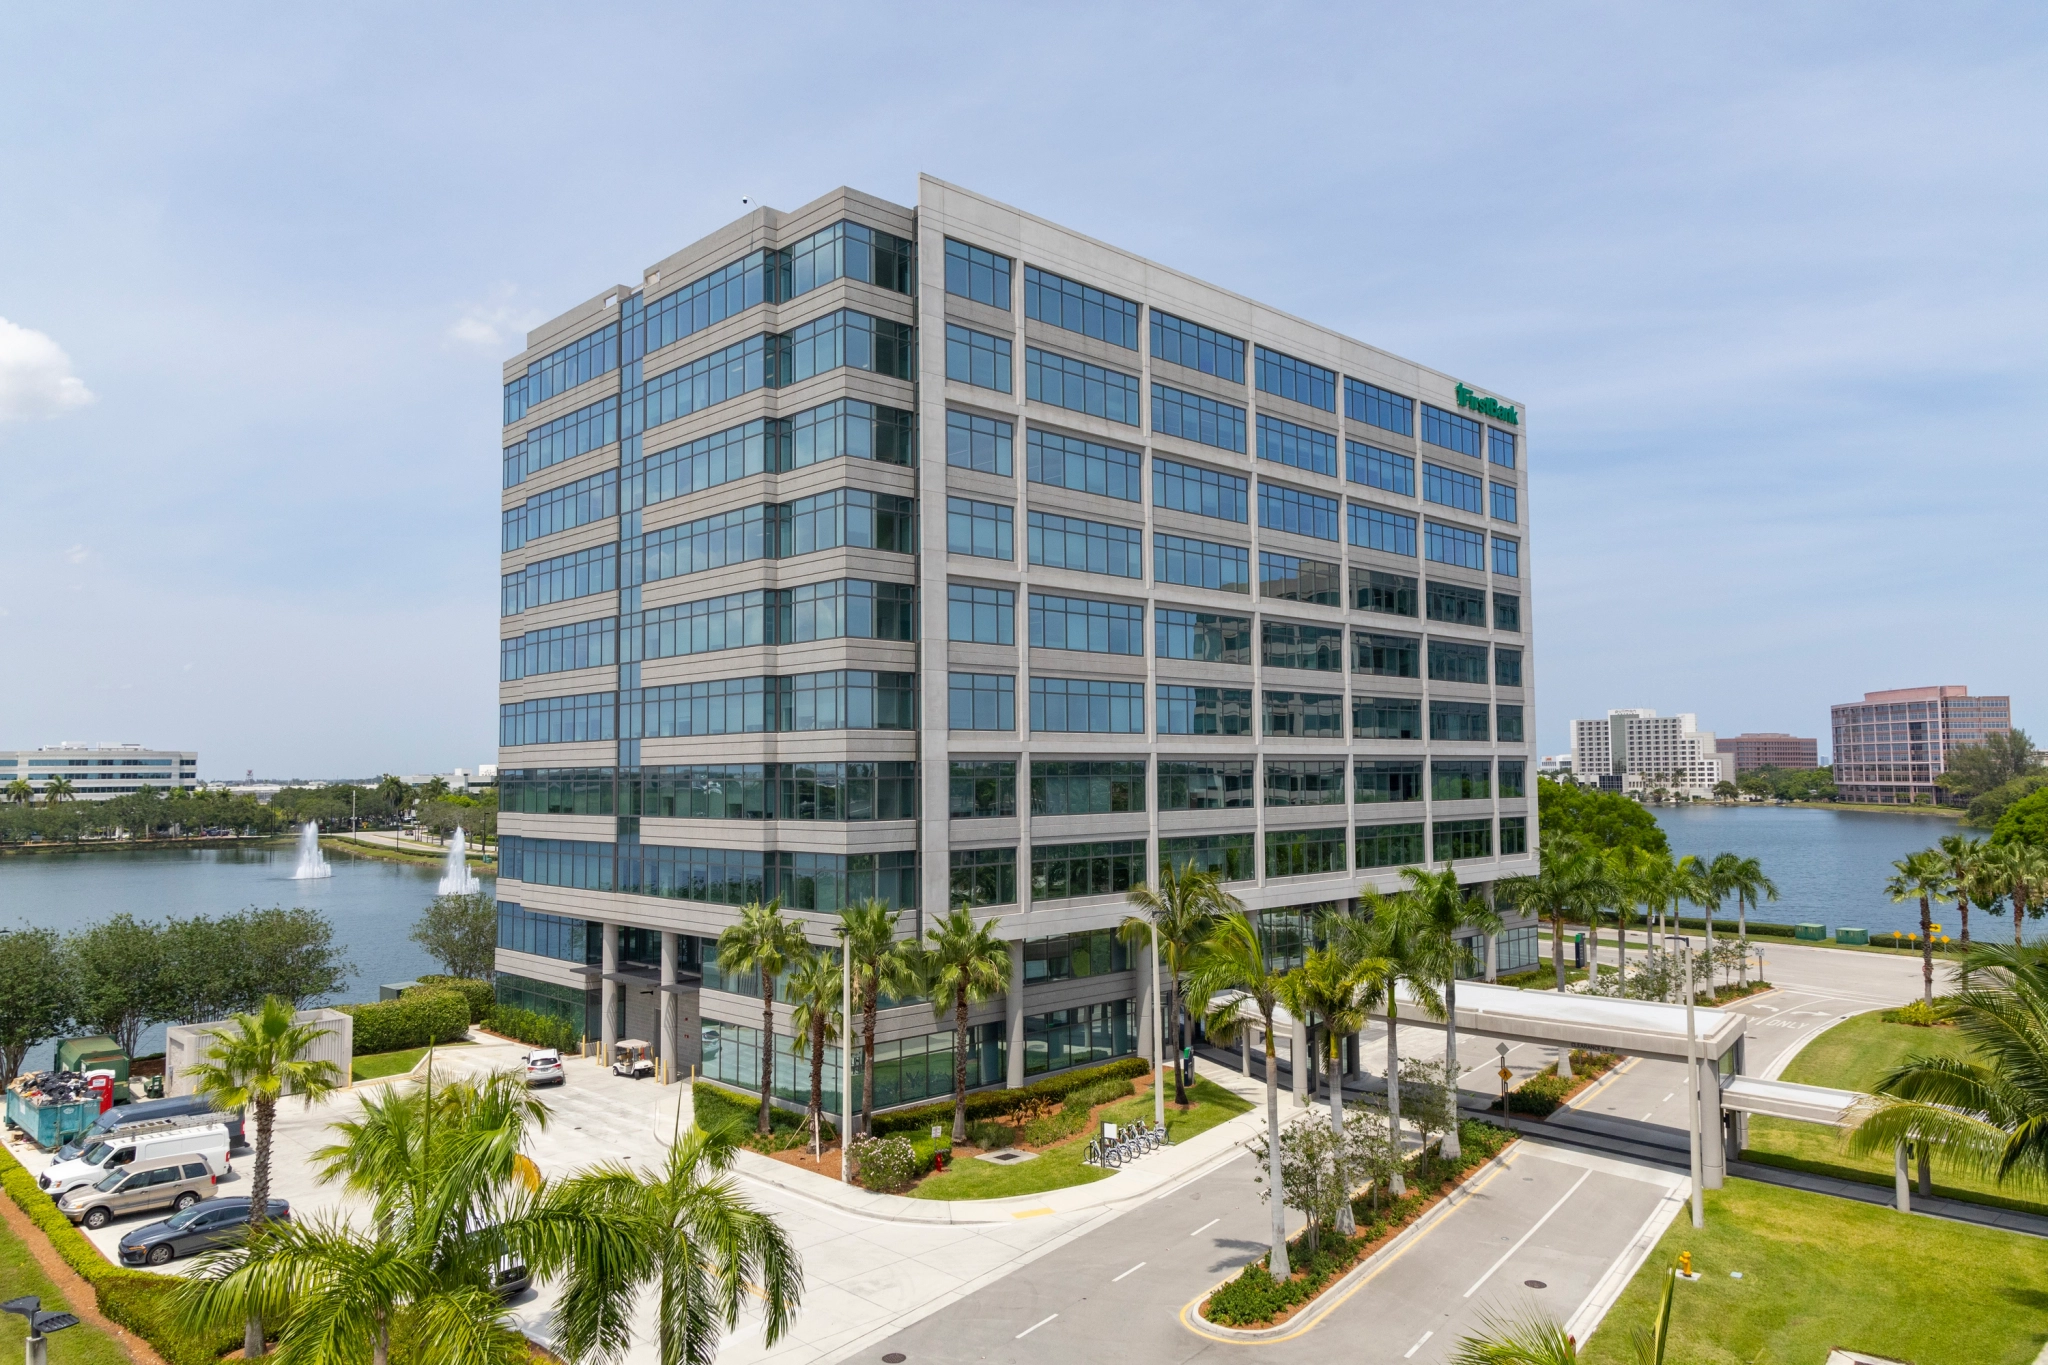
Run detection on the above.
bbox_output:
[416,974,495,1024]
[870,1056,1150,1136]
[966,1120,1020,1150]
[1501,1052,1619,1117]
[487,1003,581,1052]
[847,1134,920,1191]
[337,988,469,1054]
[691,1081,833,1153]
[1020,1105,1088,1147]
[1063,1076,1136,1109]
[1882,998,1960,1027]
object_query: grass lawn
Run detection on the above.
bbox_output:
[910,1076,1253,1201]
[0,1214,133,1365]
[351,1041,473,1082]
[1741,1009,2048,1215]
[1579,1177,2048,1365]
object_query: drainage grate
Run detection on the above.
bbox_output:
[975,1148,1038,1165]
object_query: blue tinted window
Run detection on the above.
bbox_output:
[945,239,1012,308]
[501,692,617,747]
[1254,346,1336,411]
[948,585,1014,644]
[1259,553,1341,606]
[1024,267,1138,349]
[1156,610,1252,663]
[1030,678,1143,734]
[1156,686,1254,736]
[504,544,618,616]
[1027,430,1141,501]
[1489,427,1517,469]
[1026,349,1140,425]
[1153,533,1249,592]
[947,411,1013,476]
[629,419,782,509]
[1255,415,1337,477]
[1490,482,1517,523]
[1257,483,1339,541]
[1493,536,1520,578]
[504,397,619,488]
[1150,312,1245,382]
[1424,521,1486,569]
[507,323,620,424]
[1030,594,1143,655]
[787,220,913,297]
[946,324,1012,392]
[1153,459,1247,522]
[1349,505,1416,557]
[1422,462,1484,513]
[788,400,915,470]
[505,470,618,551]
[641,335,778,433]
[1344,378,1413,436]
[1027,511,1142,578]
[644,251,778,355]
[1421,403,1483,457]
[1347,441,1413,497]
[947,497,1013,560]
[1152,383,1247,452]
[787,309,913,383]
[950,673,1015,730]
[502,617,617,680]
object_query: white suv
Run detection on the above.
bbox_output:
[523,1050,565,1087]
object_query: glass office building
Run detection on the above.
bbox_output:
[494,179,1540,1108]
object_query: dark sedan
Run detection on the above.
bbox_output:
[117,1196,290,1266]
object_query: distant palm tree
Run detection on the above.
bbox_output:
[1715,853,1779,987]
[1190,910,1294,1277]
[1330,891,1446,1197]
[1669,855,1713,1000]
[1403,864,1500,1159]
[189,996,344,1357]
[1605,845,1663,987]
[1887,849,1952,1006]
[1994,843,2048,946]
[3,777,32,805]
[836,898,920,1137]
[1937,833,1988,951]
[922,905,1010,1144]
[716,900,810,1135]
[1277,945,1372,1234]
[1122,859,1239,1107]
[1499,841,1611,991]
[786,950,842,1159]
[42,775,75,805]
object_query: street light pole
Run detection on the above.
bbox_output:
[840,930,853,1184]
[1679,935,1704,1228]
[1151,916,1166,1130]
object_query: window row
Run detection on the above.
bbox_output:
[944,757,1526,817]
[619,580,915,662]
[946,675,1525,740]
[501,764,915,821]
[622,490,915,587]
[624,401,914,513]
[502,836,919,912]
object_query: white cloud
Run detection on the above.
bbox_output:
[445,286,539,349]
[0,317,94,421]
[64,544,89,564]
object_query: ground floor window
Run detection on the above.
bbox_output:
[1495,925,1539,975]
[495,973,597,1046]
[1499,816,1528,855]
[702,1018,1002,1113]
[1024,999,1136,1076]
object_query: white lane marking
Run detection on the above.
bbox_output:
[1661,1093,1674,1102]
[1112,1261,1145,1282]
[1403,1329,1435,1358]
[1463,1168,1594,1298]
[1639,1111,1654,1121]
[1190,1217,1219,1237]
[1016,1314,1057,1339]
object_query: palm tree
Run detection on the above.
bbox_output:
[1122,860,1239,1107]
[1605,846,1662,988]
[1994,842,2048,946]
[1668,856,1713,1001]
[187,997,344,1357]
[1715,853,1778,988]
[549,1126,803,1365]
[922,905,1010,1144]
[1937,833,1987,951]
[1849,941,2048,1197]
[1499,842,1611,991]
[42,775,75,805]
[786,949,842,1159]
[1887,849,1951,1005]
[1345,891,1447,1195]
[1190,910,1295,1277]
[837,898,920,1137]
[3,777,31,805]
[1276,945,1371,1235]
[716,899,810,1135]
[1403,865,1500,1159]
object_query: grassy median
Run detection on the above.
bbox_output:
[1580,1178,2048,1365]
[351,1041,473,1082]
[0,1215,132,1365]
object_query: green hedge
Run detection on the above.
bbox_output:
[416,974,495,1024]
[692,1081,835,1154]
[338,989,469,1055]
[486,1003,581,1052]
[0,1143,234,1365]
[871,1057,1150,1136]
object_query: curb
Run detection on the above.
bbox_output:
[1178,1138,1522,1344]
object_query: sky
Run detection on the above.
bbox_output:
[1,4,2043,778]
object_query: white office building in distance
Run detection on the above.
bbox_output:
[0,743,199,799]
[493,178,1540,1115]
[1570,710,1730,798]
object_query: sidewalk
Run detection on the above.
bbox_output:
[657,1059,1269,1226]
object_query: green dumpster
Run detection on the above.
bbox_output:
[55,1035,132,1103]
[1794,922,1827,941]
[1836,927,1869,946]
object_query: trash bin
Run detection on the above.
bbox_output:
[1573,933,1587,970]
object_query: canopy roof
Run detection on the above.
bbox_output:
[1719,1075,1865,1126]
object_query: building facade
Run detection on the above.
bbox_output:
[0,744,198,799]
[1726,733,1819,773]
[1569,710,1730,799]
[493,179,1540,1114]
[1831,686,2010,804]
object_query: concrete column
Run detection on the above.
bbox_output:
[1291,1013,1310,1106]
[600,923,619,1065]
[1894,1142,1911,1212]
[1344,1030,1361,1080]
[1135,936,1155,1062]
[1484,932,1498,983]
[659,931,677,1082]
[1005,941,1025,1089]
[1697,1057,1725,1189]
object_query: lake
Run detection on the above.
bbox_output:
[1652,805,1969,938]
[0,841,492,1066]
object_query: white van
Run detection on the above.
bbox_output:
[38,1122,231,1200]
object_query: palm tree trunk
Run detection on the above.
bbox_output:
[1385,1001,1406,1198]
[1703,910,1716,998]
[1738,895,1749,987]
[1958,895,1970,950]
[1618,913,1631,989]
[809,1015,825,1159]
[2018,893,2028,948]
[372,1316,388,1365]
[1920,894,1933,1005]
[245,1092,274,1357]
[861,981,878,1137]
[1262,1018,1290,1278]
[1328,1032,1354,1236]
[1550,914,1566,991]
[951,991,970,1144]
[759,981,776,1135]
[1442,976,1461,1161]
[1170,973,1187,1107]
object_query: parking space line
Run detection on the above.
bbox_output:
[1113,1261,1145,1282]
[1463,1168,1592,1298]
[1016,1314,1057,1339]
[1190,1217,1219,1236]
[1403,1329,1434,1358]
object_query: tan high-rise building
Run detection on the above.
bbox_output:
[1831,686,2010,804]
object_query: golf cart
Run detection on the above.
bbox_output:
[610,1040,655,1081]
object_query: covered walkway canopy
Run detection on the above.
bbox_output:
[1358,980,1748,1067]
[1719,1075,1865,1127]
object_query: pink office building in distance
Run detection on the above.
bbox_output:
[1829,686,2010,805]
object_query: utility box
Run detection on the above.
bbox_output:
[165,1008,354,1096]
[379,981,423,1002]
[1836,927,1869,946]
[1795,922,1828,941]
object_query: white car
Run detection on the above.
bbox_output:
[523,1050,565,1087]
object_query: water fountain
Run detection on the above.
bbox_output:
[289,821,332,880]
[438,825,481,896]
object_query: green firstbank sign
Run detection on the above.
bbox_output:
[1455,383,1519,426]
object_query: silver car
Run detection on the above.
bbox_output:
[523,1049,566,1087]
[59,1158,217,1229]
